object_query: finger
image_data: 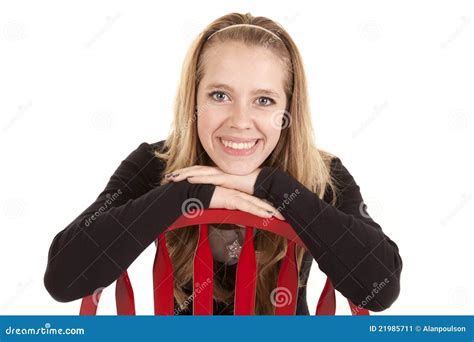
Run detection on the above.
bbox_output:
[273,210,285,220]
[240,193,277,213]
[236,193,280,219]
[167,166,220,182]
[234,197,274,219]
[186,174,226,187]
[262,204,285,220]
[165,166,201,180]
[241,194,285,220]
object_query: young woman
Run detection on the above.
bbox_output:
[44,12,402,315]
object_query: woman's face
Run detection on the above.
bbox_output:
[196,41,288,176]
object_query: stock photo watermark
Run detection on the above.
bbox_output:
[174,278,212,315]
[181,197,204,219]
[261,189,301,227]
[351,278,390,314]
[4,322,85,336]
[270,286,293,308]
[83,189,123,227]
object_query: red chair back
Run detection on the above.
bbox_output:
[80,208,369,316]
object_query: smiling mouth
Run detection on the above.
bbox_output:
[217,137,262,156]
[220,138,258,150]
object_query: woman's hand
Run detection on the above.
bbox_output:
[209,185,285,220]
[166,166,284,220]
[165,166,260,195]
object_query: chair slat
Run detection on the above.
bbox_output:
[193,224,214,315]
[79,292,101,315]
[234,226,257,315]
[116,271,135,315]
[79,209,370,317]
[274,240,298,315]
[316,277,336,315]
[153,233,174,315]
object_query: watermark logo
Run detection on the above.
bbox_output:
[92,287,105,306]
[181,198,204,218]
[270,286,292,308]
[270,109,292,130]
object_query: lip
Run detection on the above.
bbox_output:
[216,137,262,157]
[218,135,262,143]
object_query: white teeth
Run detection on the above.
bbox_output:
[220,138,257,150]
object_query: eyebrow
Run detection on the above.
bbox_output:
[205,83,281,98]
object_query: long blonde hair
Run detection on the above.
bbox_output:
[154,12,338,315]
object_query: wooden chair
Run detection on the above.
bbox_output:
[79,208,370,316]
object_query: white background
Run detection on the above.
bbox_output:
[1,0,473,315]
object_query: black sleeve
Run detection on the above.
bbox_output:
[252,157,403,312]
[43,142,216,303]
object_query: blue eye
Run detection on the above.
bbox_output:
[207,91,275,106]
[209,91,228,102]
[256,97,275,106]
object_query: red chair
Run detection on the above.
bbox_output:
[79,208,370,316]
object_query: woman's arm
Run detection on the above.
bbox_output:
[43,142,216,303]
[252,157,403,312]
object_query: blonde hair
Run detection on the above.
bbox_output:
[154,12,338,315]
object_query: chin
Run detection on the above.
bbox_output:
[217,160,260,176]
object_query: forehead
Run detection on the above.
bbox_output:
[200,41,287,95]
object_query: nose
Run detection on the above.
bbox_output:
[228,103,253,130]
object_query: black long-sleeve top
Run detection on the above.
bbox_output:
[43,140,402,313]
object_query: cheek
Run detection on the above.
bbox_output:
[196,111,208,148]
[197,110,221,147]
[265,130,281,153]
[258,116,282,144]
[197,99,230,134]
